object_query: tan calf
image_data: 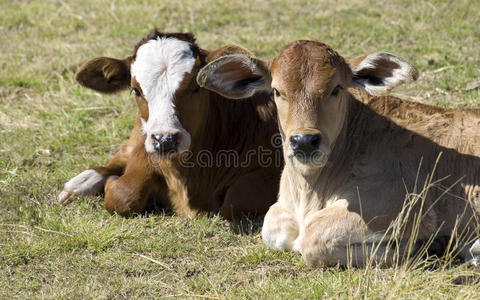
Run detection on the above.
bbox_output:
[198,40,480,266]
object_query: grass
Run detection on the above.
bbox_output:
[1,0,479,298]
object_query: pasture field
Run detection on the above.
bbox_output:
[1,0,480,298]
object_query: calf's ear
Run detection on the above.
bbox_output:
[197,54,271,99]
[205,44,254,63]
[75,57,132,94]
[347,52,419,96]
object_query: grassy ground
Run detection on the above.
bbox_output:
[1,0,480,298]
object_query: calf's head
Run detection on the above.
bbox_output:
[75,30,210,155]
[198,40,418,172]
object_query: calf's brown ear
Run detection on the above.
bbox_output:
[75,57,132,94]
[197,54,271,99]
[347,52,418,96]
[205,44,254,63]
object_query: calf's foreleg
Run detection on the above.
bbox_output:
[296,200,412,267]
[261,202,299,250]
[103,143,164,216]
[58,112,144,204]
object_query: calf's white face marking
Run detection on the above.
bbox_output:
[131,37,196,154]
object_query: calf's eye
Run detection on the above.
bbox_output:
[130,87,142,97]
[273,88,281,98]
[331,85,342,97]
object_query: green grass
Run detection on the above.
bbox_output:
[1,0,480,298]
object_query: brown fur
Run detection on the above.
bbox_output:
[60,30,282,220]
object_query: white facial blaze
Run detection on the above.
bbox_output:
[131,37,196,153]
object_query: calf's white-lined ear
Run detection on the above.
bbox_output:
[348,52,419,96]
[197,54,271,99]
[75,56,133,94]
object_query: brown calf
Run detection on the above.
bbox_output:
[59,30,282,220]
[198,40,480,266]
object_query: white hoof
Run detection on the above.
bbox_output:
[57,190,72,204]
[262,228,295,251]
[58,169,106,204]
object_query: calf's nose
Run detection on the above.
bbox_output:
[290,134,321,157]
[151,132,180,154]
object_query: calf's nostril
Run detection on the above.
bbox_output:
[310,135,321,148]
[164,133,179,143]
[152,134,163,142]
[171,132,180,141]
[289,135,300,150]
[289,134,322,157]
[150,132,180,154]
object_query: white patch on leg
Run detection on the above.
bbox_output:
[292,236,302,253]
[59,170,105,203]
[263,232,292,251]
[262,226,295,251]
[463,239,480,265]
[470,239,480,256]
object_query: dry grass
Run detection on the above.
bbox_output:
[1,0,480,298]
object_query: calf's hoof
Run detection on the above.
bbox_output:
[58,169,106,204]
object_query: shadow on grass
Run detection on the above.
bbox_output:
[127,198,265,235]
[229,215,265,235]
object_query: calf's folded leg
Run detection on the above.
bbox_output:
[58,112,144,204]
[296,200,409,267]
[261,202,299,251]
[103,144,158,216]
[57,145,130,204]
